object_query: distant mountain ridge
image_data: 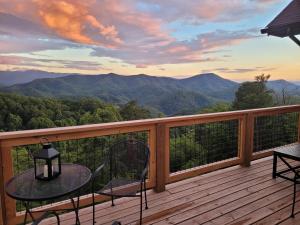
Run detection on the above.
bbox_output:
[0,71,239,115]
[0,70,69,86]
[267,80,300,96]
[0,70,299,115]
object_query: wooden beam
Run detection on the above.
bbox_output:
[1,125,152,148]
[240,113,254,167]
[0,142,4,225]
[148,126,157,188]
[168,158,241,184]
[298,112,300,143]
[252,149,273,161]
[155,124,168,192]
[0,143,15,225]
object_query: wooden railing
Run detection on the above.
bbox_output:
[0,105,299,225]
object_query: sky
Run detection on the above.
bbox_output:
[0,0,299,81]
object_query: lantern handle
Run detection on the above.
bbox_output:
[26,137,51,160]
[26,147,34,159]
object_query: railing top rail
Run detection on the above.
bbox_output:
[0,105,299,141]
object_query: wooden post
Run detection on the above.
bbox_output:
[0,147,3,225]
[240,113,254,167]
[298,112,300,143]
[148,126,157,188]
[155,124,168,192]
[0,142,16,225]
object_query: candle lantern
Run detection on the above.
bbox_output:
[34,143,61,181]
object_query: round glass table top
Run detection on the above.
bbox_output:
[5,164,92,201]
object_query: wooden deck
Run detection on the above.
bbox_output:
[40,156,300,225]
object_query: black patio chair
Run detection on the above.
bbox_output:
[91,139,150,224]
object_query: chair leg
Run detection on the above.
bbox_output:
[111,196,115,206]
[140,193,143,225]
[54,212,60,225]
[144,180,148,210]
[292,177,296,218]
[93,193,96,224]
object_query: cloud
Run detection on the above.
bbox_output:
[0,0,171,50]
[135,0,280,24]
[92,29,257,66]
[0,55,105,71]
[209,66,276,74]
[0,0,278,68]
[0,35,75,54]
[34,0,122,47]
[0,12,52,38]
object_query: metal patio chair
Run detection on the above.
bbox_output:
[91,139,150,224]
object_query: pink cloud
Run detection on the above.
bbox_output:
[0,56,22,65]
[92,29,256,66]
[0,0,273,68]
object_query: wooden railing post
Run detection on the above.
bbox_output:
[298,112,300,143]
[240,113,254,167]
[0,145,4,225]
[0,142,16,225]
[155,124,168,192]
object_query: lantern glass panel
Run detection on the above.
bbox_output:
[35,158,48,179]
[52,158,59,176]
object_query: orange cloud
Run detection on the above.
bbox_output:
[34,0,122,47]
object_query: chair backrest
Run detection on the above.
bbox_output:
[107,139,150,181]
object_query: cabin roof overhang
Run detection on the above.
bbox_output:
[261,0,300,46]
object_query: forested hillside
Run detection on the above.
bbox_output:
[1,73,238,115]
[0,92,154,131]
[2,71,299,116]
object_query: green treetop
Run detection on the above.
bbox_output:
[233,74,274,110]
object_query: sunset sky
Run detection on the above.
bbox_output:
[0,0,299,81]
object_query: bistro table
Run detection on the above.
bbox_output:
[272,144,300,217]
[272,144,300,180]
[5,163,92,225]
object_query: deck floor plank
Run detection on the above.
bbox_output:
[39,157,300,225]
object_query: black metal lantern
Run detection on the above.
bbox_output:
[34,143,61,181]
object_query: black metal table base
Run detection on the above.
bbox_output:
[6,164,91,225]
[22,195,81,225]
[273,151,300,218]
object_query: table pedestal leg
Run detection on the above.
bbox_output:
[23,201,35,225]
[70,196,80,225]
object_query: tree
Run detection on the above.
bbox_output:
[233,74,274,110]
[120,101,152,120]
[273,88,295,106]
[200,102,232,113]
[6,113,23,131]
[27,117,56,129]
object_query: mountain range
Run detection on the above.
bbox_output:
[0,70,299,115]
[0,70,68,86]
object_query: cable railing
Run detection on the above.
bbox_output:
[12,132,148,212]
[0,105,299,225]
[169,119,239,173]
[253,112,299,152]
